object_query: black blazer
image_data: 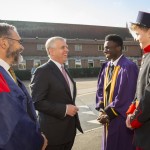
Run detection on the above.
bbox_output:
[30,61,83,145]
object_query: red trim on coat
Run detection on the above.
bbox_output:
[136,147,143,150]
[0,73,10,92]
[143,45,150,54]
[130,107,143,128]
[130,119,142,128]
[126,103,136,115]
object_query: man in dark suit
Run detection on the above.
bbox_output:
[0,23,47,150]
[30,36,83,150]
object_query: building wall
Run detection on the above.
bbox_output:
[18,38,142,70]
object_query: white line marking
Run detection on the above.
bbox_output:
[76,126,103,135]
[78,105,89,108]
[87,119,100,124]
[82,111,96,115]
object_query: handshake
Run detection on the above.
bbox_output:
[97,111,110,124]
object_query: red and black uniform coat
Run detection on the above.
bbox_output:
[127,45,150,150]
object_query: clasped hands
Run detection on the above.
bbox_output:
[97,111,109,124]
[126,114,133,129]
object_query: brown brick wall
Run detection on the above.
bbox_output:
[81,59,88,68]
[69,59,75,68]
[19,38,141,69]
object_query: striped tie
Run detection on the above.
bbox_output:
[61,65,70,87]
[108,64,114,81]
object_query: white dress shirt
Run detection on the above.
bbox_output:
[0,59,15,81]
[111,54,123,66]
[50,59,73,98]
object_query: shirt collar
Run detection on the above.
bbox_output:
[111,54,123,66]
[50,59,62,70]
[0,59,10,71]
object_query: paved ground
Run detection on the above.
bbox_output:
[24,78,103,150]
[73,78,102,150]
[73,127,102,150]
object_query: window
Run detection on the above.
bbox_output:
[122,46,128,52]
[37,44,45,51]
[65,60,69,68]
[88,59,94,68]
[18,60,26,70]
[31,60,41,75]
[98,45,104,51]
[33,60,41,67]
[133,59,138,65]
[100,60,105,67]
[75,59,82,68]
[75,45,82,51]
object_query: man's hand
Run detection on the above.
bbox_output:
[126,114,133,129]
[41,133,48,150]
[97,111,109,124]
[66,104,79,117]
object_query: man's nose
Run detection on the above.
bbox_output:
[20,45,24,51]
[103,48,109,53]
[66,47,69,52]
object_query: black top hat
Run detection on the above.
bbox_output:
[132,11,150,28]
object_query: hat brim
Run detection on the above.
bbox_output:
[130,22,149,28]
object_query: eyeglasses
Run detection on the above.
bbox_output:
[5,37,23,44]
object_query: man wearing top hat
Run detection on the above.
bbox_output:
[126,11,150,150]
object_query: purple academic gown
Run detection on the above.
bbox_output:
[96,56,138,150]
[0,66,44,150]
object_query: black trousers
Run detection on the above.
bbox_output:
[46,139,75,150]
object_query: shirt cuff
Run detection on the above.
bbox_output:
[64,105,68,117]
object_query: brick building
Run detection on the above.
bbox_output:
[0,20,142,70]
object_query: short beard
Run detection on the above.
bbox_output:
[6,48,22,64]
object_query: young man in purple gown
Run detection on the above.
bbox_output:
[96,34,138,150]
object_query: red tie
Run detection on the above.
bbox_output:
[61,65,70,87]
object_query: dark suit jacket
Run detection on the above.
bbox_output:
[30,60,83,145]
[0,66,43,150]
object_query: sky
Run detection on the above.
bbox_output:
[1,0,150,27]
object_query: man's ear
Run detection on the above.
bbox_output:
[0,38,9,49]
[49,48,54,57]
[116,45,122,52]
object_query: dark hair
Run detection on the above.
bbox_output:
[105,34,123,49]
[0,23,16,37]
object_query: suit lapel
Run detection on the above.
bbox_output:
[17,78,37,121]
[65,68,76,100]
[0,67,28,110]
[48,61,72,98]
[0,66,37,121]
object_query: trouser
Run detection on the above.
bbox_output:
[46,139,74,150]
